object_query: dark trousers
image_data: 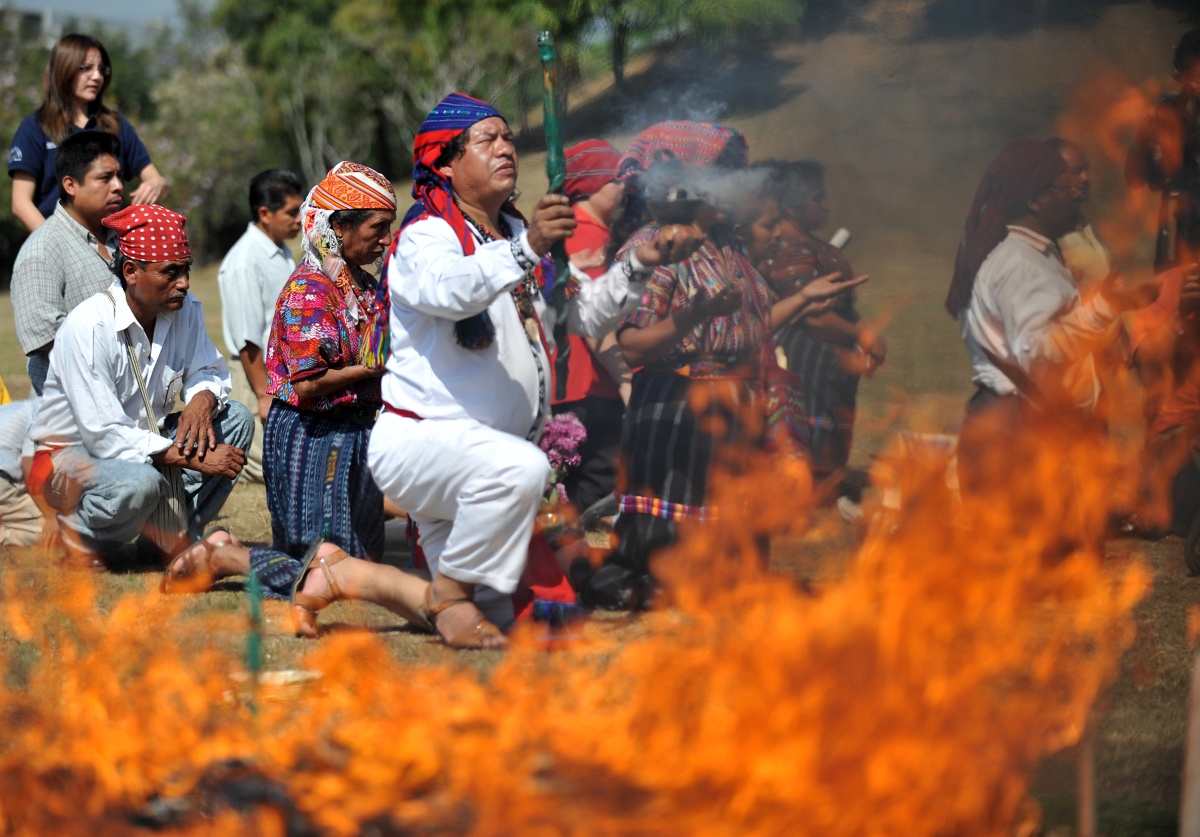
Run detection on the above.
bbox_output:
[956,387,1025,501]
[553,395,624,515]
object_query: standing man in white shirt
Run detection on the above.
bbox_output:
[30,204,253,568]
[946,139,1156,497]
[217,169,302,482]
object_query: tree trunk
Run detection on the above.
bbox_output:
[612,19,629,93]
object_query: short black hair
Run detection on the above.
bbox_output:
[770,160,826,220]
[433,131,469,171]
[1175,29,1200,74]
[109,250,144,289]
[248,169,303,218]
[54,130,121,197]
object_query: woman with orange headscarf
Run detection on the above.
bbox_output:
[162,162,430,638]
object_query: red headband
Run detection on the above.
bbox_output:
[564,139,621,201]
[102,204,191,262]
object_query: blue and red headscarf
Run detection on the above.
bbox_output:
[396,92,556,351]
[401,92,506,255]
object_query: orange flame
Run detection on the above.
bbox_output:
[1054,60,1167,272]
[0,393,1147,835]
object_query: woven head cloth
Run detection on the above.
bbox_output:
[615,121,749,185]
[564,139,622,202]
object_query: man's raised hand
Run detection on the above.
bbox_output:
[526,194,576,256]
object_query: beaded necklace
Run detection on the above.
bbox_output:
[459,205,549,440]
[460,209,542,343]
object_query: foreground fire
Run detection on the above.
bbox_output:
[0,405,1147,835]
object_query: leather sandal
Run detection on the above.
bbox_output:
[290,538,350,638]
[161,526,236,594]
[420,587,506,650]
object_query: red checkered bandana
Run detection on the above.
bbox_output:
[102,204,191,262]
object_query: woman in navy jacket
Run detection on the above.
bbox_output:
[7,33,169,232]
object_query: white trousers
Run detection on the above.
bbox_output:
[368,413,550,598]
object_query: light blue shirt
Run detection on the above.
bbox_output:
[217,223,295,358]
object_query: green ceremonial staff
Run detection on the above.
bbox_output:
[538,31,570,318]
[539,30,575,399]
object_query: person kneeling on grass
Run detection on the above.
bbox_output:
[159,165,432,641]
[27,204,253,569]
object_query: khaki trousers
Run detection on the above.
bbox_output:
[0,478,42,547]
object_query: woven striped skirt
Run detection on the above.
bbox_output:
[608,368,759,577]
[249,401,384,598]
[775,322,859,475]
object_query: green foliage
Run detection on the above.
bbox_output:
[0,0,805,266]
[0,16,47,285]
[140,42,269,258]
[208,0,540,185]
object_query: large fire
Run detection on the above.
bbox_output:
[0,397,1147,834]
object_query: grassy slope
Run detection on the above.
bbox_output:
[1,4,1198,831]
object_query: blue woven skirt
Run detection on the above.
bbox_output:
[249,401,383,598]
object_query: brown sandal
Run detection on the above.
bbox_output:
[290,538,350,638]
[420,587,507,649]
[161,526,236,594]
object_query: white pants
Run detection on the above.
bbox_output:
[368,413,550,598]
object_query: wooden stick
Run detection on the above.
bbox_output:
[1180,651,1200,836]
[1078,722,1096,837]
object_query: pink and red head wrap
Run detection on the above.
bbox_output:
[945,140,1068,317]
[615,121,749,185]
[564,139,621,202]
[102,204,191,262]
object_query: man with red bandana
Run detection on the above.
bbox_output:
[30,204,253,568]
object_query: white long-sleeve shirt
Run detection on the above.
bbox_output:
[34,280,231,463]
[959,225,1116,411]
[535,253,647,346]
[384,214,551,440]
[218,223,295,357]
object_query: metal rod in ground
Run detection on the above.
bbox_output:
[1180,651,1200,836]
[1078,722,1095,837]
[244,569,263,714]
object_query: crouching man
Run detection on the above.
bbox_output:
[29,204,253,568]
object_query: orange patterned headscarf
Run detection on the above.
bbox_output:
[308,161,397,212]
[299,161,396,289]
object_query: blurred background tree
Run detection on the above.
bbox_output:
[1,0,809,275]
